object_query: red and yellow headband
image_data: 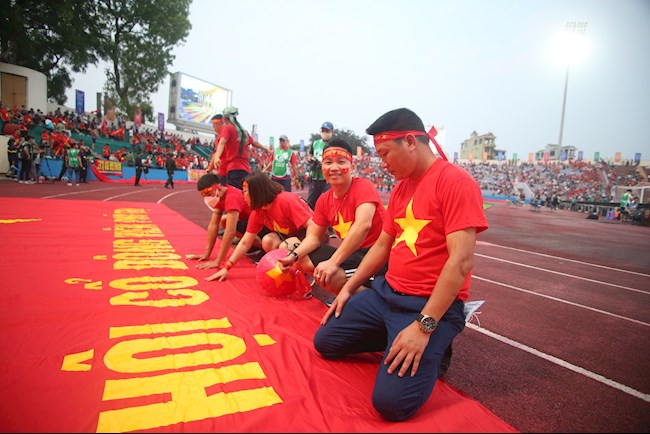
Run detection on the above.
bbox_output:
[322,147,353,163]
[372,126,448,161]
[373,130,428,145]
[200,184,220,195]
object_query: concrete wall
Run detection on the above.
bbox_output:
[0,63,48,113]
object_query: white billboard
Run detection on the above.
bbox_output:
[167,72,232,132]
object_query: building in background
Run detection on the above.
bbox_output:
[460,131,504,161]
[534,144,577,162]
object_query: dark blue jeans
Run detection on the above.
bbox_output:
[307,178,330,210]
[314,275,466,421]
[271,176,292,192]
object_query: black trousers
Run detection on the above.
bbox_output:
[165,170,174,188]
[134,168,142,185]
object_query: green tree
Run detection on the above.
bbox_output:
[0,0,103,104]
[308,127,372,155]
[94,0,192,122]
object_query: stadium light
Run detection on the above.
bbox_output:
[557,22,587,160]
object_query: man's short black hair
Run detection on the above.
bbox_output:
[366,108,427,144]
[211,114,223,121]
[323,137,353,155]
[197,173,222,190]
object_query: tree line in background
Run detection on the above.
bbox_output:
[0,0,192,122]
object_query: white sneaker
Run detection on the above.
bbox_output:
[67,183,72,186]
[76,184,80,186]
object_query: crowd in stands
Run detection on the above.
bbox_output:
[3,103,647,208]
[1,103,213,172]
[462,159,645,204]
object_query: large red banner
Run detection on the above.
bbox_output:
[0,197,516,433]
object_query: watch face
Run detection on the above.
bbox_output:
[418,315,437,333]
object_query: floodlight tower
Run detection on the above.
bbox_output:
[557,21,587,161]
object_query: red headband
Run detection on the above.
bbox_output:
[322,147,353,163]
[200,184,220,195]
[372,127,448,161]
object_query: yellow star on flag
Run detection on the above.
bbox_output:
[266,262,294,288]
[332,212,352,239]
[272,220,290,235]
[392,198,431,256]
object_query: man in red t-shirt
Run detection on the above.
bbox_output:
[187,173,266,271]
[314,108,488,422]
[205,170,315,284]
[277,138,385,295]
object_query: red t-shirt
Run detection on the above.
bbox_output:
[220,124,253,172]
[246,192,312,236]
[313,177,385,248]
[383,158,488,300]
[205,184,251,219]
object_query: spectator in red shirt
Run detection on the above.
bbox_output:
[315,108,488,422]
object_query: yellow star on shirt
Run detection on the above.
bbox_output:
[332,212,352,239]
[266,262,294,288]
[272,220,290,235]
[392,198,431,256]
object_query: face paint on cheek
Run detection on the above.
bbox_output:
[340,167,350,175]
[322,166,331,176]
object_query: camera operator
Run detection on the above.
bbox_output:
[307,121,337,238]
[18,135,33,183]
[30,139,45,183]
[78,140,91,183]
[307,121,334,210]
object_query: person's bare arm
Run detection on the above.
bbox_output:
[190,211,222,265]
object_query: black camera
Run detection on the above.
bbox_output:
[309,159,322,171]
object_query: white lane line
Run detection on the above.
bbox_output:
[473,275,650,327]
[466,323,650,403]
[477,241,650,278]
[475,254,648,295]
[42,187,124,199]
[102,188,157,201]
[157,190,192,204]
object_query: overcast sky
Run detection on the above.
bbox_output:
[65,0,650,161]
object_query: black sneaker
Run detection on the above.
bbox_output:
[328,227,337,238]
[252,251,266,265]
[245,247,262,257]
[325,296,335,307]
[438,344,453,378]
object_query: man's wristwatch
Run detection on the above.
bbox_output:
[416,313,438,334]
